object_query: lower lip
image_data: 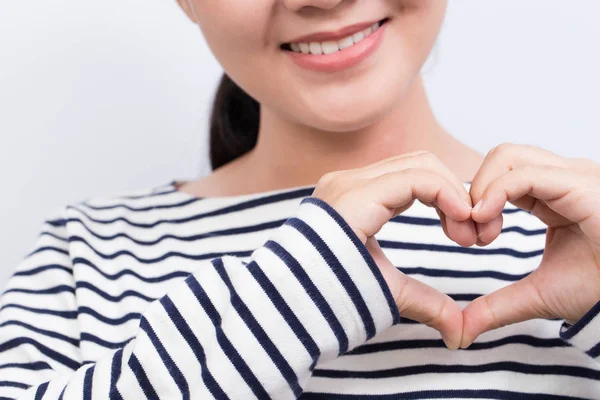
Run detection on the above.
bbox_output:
[284,22,387,73]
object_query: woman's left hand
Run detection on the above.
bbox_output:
[460,143,600,348]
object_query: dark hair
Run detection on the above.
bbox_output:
[209,73,260,171]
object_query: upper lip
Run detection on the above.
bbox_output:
[284,18,385,44]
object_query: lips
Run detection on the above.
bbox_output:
[280,18,390,53]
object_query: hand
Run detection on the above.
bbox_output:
[312,151,478,350]
[461,143,600,348]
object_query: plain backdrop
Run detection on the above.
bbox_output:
[0,1,599,286]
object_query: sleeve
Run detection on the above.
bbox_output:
[559,300,600,362]
[0,196,401,399]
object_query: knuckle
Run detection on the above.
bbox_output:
[318,171,341,186]
[419,151,439,164]
[481,295,503,330]
[489,142,515,159]
[422,300,448,328]
[572,157,599,171]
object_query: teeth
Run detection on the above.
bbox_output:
[298,43,310,54]
[338,36,354,50]
[321,41,339,55]
[352,31,365,44]
[309,42,323,55]
[288,20,383,54]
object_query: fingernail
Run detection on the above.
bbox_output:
[472,199,484,213]
[476,224,485,238]
[441,334,452,350]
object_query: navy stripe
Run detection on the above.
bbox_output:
[4,285,74,296]
[139,317,189,400]
[83,197,199,212]
[264,240,349,354]
[0,338,80,370]
[302,197,401,325]
[110,188,178,200]
[27,246,69,258]
[38,231,68,242]
[83,365,95,400]
[0,320,79,346]
[0,303,77,319]
[348,335,568,355]
[586,341,600,358]
[76,281,155,303]
[79,306,141,325]
[185,276,271,400]
[286,216,378,339]
[67,218,285,246]
[0,381,28,389]
[74,257,189,284]
[80,333,132,349]
[46,219,67,227]
[128,354,159,399]
[560,300,600,340]
[301,389,587,400]
[398,266,532,281]
[0,361,52,371]
[213,258,302,397]
[378,240,544,258]
[34,382,49,400]
[391,215,545,236]
[312,362,600,379]
[68,236,252,263]
[13,264,71,278]
[67,188,313,228]
[109,349,124,400]
[160,296,228,399]
[245,259,321,369]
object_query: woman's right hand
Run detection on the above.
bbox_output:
[312,151,478,349]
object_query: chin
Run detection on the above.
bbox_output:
[303,97,393,133]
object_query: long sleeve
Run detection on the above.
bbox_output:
[559,300,600,362]
[0,196,400,399]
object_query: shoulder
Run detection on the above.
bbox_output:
[51,181,203,233]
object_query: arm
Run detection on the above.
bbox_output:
[0,197,400,399]
[559,300,600,361]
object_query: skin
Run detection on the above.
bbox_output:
[174,0,600,347]
[175,0,485,196]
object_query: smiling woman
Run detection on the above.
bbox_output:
[1,1,600,399]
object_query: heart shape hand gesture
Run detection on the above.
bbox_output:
[312,143,600,351]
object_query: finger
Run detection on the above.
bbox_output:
[362,169,475,246]
[460,273,547,348]
[470,144,570,239]
[471,165,599,234]
[359,152,477,245]
[425,201,475,247]
[474,213,504,246]
[360,151,474,209]
[395,271,464,350]
[470,143,570,204]
[364,236,462,349]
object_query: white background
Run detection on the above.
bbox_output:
[0,1,598,286]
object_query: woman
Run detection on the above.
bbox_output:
[1,0,599,398]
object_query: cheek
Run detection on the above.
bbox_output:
[192,1,271,82]
[258,23,432,131]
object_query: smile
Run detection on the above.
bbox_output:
[281,18,388,55]
[281,18,390,73]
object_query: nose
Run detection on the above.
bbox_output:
[282,0,346,12]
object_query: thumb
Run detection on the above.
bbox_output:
[365,236,463,349]
[460,273,545,348]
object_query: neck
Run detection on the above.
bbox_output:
[226,74,483,192]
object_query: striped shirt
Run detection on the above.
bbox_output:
[1,180,599,399]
